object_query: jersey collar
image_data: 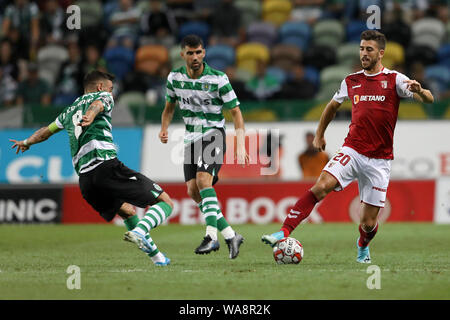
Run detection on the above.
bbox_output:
[184,62,210,79]
[363,66,385,77]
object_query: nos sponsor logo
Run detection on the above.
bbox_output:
[0,186,62,223]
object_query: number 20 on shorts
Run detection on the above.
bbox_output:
[333,152,351,166]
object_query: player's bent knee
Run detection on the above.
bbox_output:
[157,192,174,209]
[118,202,136,219]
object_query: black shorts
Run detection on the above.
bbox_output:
[184,128,226,185]
[79,158,164,222]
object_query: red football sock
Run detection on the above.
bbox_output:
[281,190,319,236]
[358,223,378,247]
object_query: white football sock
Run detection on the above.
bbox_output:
[221,226,235,240]
[206,225,218,241]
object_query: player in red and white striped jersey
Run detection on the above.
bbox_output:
[262,30,434,263]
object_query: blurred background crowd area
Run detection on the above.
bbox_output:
[0,0,450,127]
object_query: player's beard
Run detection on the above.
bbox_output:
[190,60,202,71]
[361,57,377,71]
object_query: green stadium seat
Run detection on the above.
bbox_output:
[169,45,185,70]
[319,64,352,87]
[234,0,262,28]
[117,91,147,109]
[315,82,340,102]
[75,0,103,28]
[337,43,360,66]
[313,19,345,49]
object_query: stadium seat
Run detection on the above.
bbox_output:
[337,43,360,66]
[247,22,278,47]
[312,19,345,48]
[405,45,437,66]
[411,18,445,51]
[262,0,292,27]
[316,82,340,101]
[135,45,169,76]
[205,44,235,71]
[75,0,103,28]
[304,66,320,89]
[303,45,336,70]
[346,20,368,43]
[316,64,352,100]
[270,44,302,73]
[438,44,450,69]
[266,66,288,84]
[117,91,147,109]
[178,21,210,46]
[236,42,270,75]
[103,46,135,80]
[169,45,185,70]
[37,45,69,86]
[425,64,450,95]
[279,21,311,51]
[382,42,405,69]
[234,0,262,28]
[319,64,352,88]
[234,67,253,82]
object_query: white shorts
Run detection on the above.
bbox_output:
[322,146,391,208]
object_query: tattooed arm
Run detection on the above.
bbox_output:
[79,100,104,127]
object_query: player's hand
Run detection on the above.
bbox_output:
[9,139,30,154]
[79,114,95,127]
[235,147,250,167]
[403,80,423,94]
[313,135,326,151]
[159,130,169,143]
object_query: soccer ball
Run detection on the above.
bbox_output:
[273,237,304,264]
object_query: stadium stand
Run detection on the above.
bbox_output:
[247,21,278,47]
[279,21,311,51]
[205,44,235,71]
[0,0,448,126]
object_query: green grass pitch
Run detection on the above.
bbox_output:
[0,223,448,300]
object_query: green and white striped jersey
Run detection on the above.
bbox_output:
[166,62,240,144]
[54,91,117,175]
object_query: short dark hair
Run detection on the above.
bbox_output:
[181,34,204,49]
[83,70,115,89]
[360,30,386,50]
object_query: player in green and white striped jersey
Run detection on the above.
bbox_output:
[10,71,173,266]
[160,35,249,258]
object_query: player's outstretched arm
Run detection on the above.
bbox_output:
[313,99,342,151]
[9,123,60,154]
[403,80,434,103]
[159,101,176,144]
[230,106,249,167]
